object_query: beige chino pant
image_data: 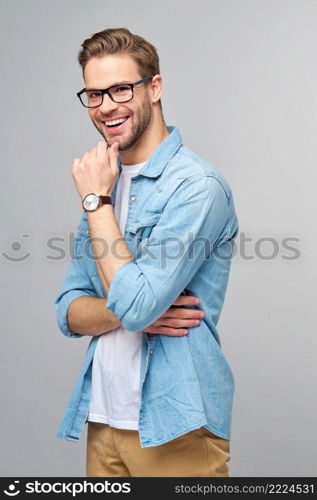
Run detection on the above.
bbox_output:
[86,422,231,477]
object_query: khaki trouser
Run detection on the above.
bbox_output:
[86,422,231,477]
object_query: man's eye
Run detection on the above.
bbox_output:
[111,86,130,94]
[87,91,102,99]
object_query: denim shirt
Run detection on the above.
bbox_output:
[54,125,239,447]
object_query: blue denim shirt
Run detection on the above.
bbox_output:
[54,125,239,447]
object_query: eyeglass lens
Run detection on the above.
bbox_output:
[81,84,133,107]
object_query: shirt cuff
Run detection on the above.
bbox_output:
[55,290,88,338]
[106,260,143,323]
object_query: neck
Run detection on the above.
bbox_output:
[119,111,169,165]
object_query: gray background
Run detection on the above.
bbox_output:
[1,0,316,477]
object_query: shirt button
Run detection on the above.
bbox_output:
[149,349,154,355]
[86,230,89,236]
[82,388,87,393]
[130,196,136,202]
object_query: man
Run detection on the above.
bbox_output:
[55,28,239,477]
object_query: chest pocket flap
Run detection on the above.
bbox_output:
[126,213,161,235]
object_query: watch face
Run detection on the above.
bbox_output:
[83,193,99,211]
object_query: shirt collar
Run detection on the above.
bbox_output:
[117,125,183,179]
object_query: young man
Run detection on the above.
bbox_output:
[55,28,239,477]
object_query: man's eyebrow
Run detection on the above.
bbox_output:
[85,81,131,90]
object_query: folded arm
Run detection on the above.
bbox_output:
[53,232,118,338]
[87,175,231,332]
[54,216,205,338]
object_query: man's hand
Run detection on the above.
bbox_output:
[142,295,204,336]
[72,141,119,199]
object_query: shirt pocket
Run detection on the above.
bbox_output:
[125,212,161,239]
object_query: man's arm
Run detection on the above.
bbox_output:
[67,296,120,336]
[54,229,102,338]
[88,177,231,332]
[54,219,204,337]
[71,142,230,333]
[67,294,204,336]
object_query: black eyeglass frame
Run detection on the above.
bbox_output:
[77,75,154,108]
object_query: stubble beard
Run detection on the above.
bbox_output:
[92,95,153,152]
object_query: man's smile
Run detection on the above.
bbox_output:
[102,115,130,133]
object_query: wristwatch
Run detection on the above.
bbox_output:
[82,193,112,212]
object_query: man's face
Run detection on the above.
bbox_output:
[84,54,153,151]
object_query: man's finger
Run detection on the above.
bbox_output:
[173,296,200,306]
[80,152,90,165]
[163,308,204,319]
[143,326,188,336]
[72,158,81,172]
[108,142,119,175]
[155,318,201,328]
[96,140,108,164]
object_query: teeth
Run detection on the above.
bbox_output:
[105,117,127,126]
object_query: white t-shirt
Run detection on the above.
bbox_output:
[88,161,146,430]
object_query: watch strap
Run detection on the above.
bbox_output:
[99,195,112,206]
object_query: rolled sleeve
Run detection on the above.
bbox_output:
[54,231,97,339]
[106,176,230,331]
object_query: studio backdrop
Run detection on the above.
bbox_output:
[1,0,316,476]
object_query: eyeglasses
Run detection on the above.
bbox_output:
[77,75,154,108]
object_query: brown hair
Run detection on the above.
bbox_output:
[78,28,162,108]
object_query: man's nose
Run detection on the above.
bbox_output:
[99,93,119,115]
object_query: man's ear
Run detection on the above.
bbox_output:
[150,74,163,104]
